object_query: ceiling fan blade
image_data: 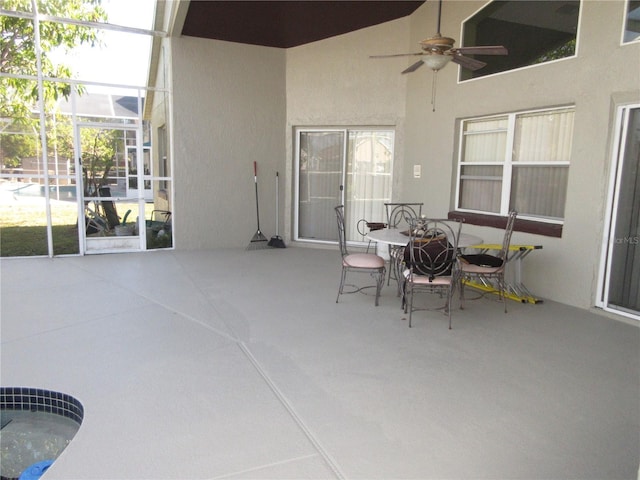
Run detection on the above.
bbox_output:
[451,54,487,71]
[401,60,425,74]
[370,52,424,59]
[453,45,508,56]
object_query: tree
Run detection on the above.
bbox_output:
[0,0,107,121]
[80,127,118,197]
[533,39,577,65]
[0,130,38,167]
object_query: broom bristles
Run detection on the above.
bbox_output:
[268,235,286,248]
[246,230,269,250]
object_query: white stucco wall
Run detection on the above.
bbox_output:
[171,36,286,249]
[283,0,639,309]
[285,17,413,240]
[397,0,640,309]
[167,0,638,311]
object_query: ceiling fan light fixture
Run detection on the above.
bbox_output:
[422,54,452,71]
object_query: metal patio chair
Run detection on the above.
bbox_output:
[458,211,518,313]
[335,205,386,306]
[402,218,461,328]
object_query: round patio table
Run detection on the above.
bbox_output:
[367,228,482,248]
[367,228,483,295]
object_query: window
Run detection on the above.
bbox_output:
[456,106,574,223]
[460,1,580,81]
[624,0,640,43]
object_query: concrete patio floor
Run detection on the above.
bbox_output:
[1,246,638,479]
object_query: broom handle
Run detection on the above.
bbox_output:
[275,171,279,235]
[254,161,261,230]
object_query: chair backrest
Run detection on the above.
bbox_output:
[498,211,518,260]
[385,203,423,230]
[405,219,461,280]
[356,219,385,237]
[335,205,349,258]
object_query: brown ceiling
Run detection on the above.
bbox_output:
[181,1,425,48]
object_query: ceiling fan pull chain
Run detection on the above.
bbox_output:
[431,70,438,112]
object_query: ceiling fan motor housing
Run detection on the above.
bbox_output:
[420,34,455,53]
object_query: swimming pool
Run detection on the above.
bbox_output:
[0,388,83,480]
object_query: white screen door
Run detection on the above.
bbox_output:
[77,123,146,253]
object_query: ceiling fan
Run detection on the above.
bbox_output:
[370,0,508,109]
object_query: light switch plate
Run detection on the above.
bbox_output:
[413,165,421,178]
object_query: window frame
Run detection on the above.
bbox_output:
[454,105,575,227]
[622,0,640,45]
[458,0,582,82]
[293,126,395,245]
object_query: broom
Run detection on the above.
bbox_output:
[247,161,269,250]
[268,171,286,248]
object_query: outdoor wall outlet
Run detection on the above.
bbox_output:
[413,165,421,178]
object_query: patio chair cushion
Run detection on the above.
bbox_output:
[403,269,453,285]
[343,253,385,269]
[460,253,503,268]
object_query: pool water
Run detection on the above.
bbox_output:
[0,410,80,480]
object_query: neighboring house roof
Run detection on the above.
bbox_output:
[57,93,143,119]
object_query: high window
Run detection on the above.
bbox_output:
[624,0,640,43]
[460,0,580,81]
[456,106,574,223]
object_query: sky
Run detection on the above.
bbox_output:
[52,0,156,92]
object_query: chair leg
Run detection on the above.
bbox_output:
[400,278,407,311]
[499,274,508,313]
[394,256,404,297]
[448,272,459,329]
[374,268,385,307]
[490,273,507,313]
[447,290,453,330]
[336,267,347,303]
[387,246,400,286]
[407,283,414,327]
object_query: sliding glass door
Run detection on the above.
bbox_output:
[296,130,345,241]
[599,105,640,321]
[294,128,393,244]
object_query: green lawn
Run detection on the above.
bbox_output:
[1,225,80,256]
[1,195,168,256]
